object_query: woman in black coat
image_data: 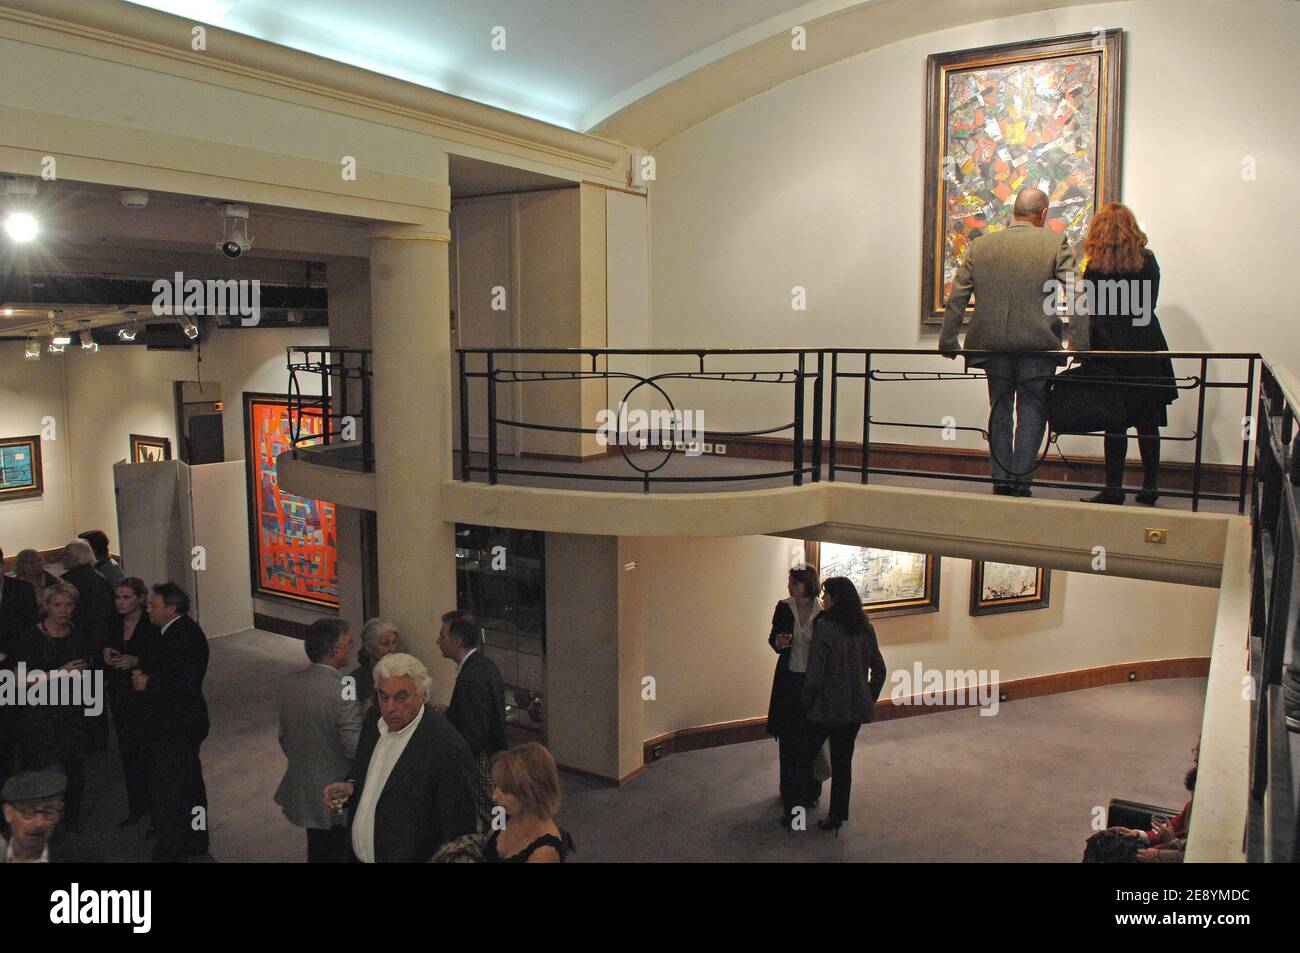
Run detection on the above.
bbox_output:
[766,566,822,827]
[16,581,92,831]
[801,575,887,833]
[1079,203,1178,505]
[102,576,160,826]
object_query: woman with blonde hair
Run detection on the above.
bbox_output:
[12,549,59,603]
[1079,202,1178,506]
[484,742,574,863]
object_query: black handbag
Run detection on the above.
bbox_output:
[1046,363,1128,434]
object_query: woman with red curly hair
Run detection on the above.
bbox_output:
[1079,203,1178,505]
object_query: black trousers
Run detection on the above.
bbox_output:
[777,672,820,813]
[111,703,150,819]
[806,722,861,822]
[307,826,351,863]
[1103,413,1162,491]
[147,733,209,862]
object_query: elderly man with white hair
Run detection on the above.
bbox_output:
[323,653,478,862]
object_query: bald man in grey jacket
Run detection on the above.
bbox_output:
[938,189,1085,496]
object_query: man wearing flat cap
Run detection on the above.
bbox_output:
[1,770,68,863]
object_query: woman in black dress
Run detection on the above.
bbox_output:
[102,577,159,826]
[17,581,92,831]
[766,565,823,828]
[801,576,887,833]
[484,742,573,863]
[1079,202,1178,505]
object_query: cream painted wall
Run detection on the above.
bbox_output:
[0,342,75,550]
[634,534,1219,739]
[649,0,1298,466]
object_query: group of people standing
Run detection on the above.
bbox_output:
[940,191,1178,503]
[276,611,572,863]
[0,535,210,863]
[767,567,887,833]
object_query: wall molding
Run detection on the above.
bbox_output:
[642,657,1210,763]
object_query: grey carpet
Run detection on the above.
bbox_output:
[63,630,1203,862]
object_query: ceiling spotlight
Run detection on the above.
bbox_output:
[4,211,38,243]
[50,328,72,346]
[2,308,13,316]
[25,337,40,360]
[117,323,138,342]
[180,317,200,340]
[80,330,99,352]
[217,203,252,258]
[47,340,65,354]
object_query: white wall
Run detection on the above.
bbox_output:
[649,0,1298,465]
[0,342,75,551]
[634,534,1218,739]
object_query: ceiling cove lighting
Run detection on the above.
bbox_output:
[4,211,38,243]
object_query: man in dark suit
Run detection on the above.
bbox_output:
[275,618,363,863]
[435,611,506,826]
[133,582,210,862]
[939,188,1085,496]
[0,548,39,797]
[323,653,477,863]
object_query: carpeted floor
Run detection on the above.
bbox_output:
[61,628,1204,863]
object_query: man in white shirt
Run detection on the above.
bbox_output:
[323,653,477,863]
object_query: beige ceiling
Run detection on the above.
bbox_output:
[590,0,1135,148]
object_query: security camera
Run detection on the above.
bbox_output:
[216,203,252,258]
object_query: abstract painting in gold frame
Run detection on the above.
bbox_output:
[921,30,1124,325]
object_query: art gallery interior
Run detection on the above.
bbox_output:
[0,0,1296,866]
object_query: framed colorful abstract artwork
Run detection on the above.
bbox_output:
[805,541,940,618]
[921,30,1124,325]
[969,561,1051,616]
[0,435,42,499]
[129,434,172,463]
[243,392,339,608]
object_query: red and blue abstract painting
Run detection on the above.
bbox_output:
[244,393,338,607]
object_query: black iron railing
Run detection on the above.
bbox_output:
[456,347,1258,509]
[286,347,373,472]
[1247,361,1300,863]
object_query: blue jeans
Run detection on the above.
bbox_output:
[981,354,1058,488]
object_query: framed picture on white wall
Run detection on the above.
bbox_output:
[969,561,1051,616]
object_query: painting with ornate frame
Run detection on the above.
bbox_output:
[0,435,42,499]
[129,434,172,463]
[243,392,339,608]
[805,541,940,618]
[969,561,1051,616]
[921,30,1124,325]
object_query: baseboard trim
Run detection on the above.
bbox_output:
[556,761,646,786]
[253,613,313,640]
[715,434,1248,495]
[641,657,1210,763]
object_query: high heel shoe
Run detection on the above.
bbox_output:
[1135,489,1159,505]
[817,818,843,836]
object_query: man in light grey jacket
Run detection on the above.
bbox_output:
[939,188,1085,496]
[275,618,363,863]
